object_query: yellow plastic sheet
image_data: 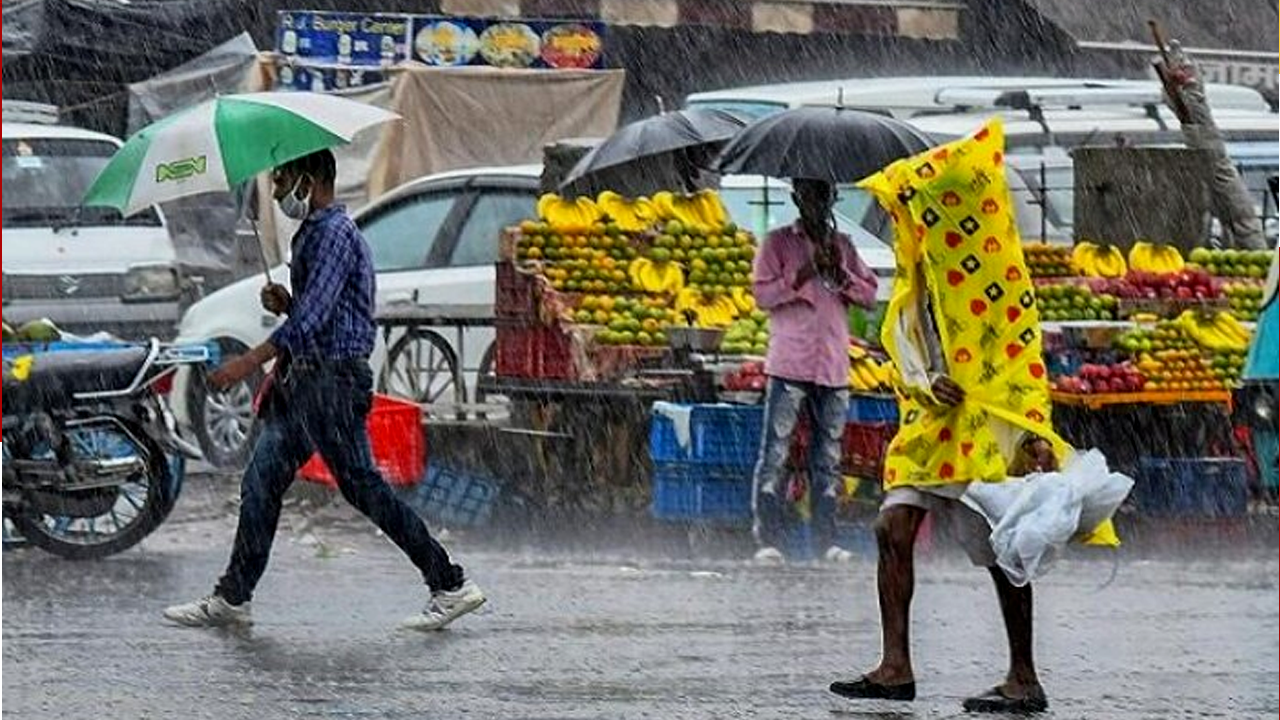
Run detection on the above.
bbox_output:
[861,119,1117,547]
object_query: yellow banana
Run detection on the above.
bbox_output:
[1157,244,1185,273]
[1213,312,1252,346]
[1128,241,1155,273]
[1095,245,1127,278]
[1072,242,1099,276]
[855,362,880,390]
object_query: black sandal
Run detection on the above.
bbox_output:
[962,686,1049,714]
[829,676,916,702]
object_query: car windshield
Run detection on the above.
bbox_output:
[2,138,161,228]
[719,183,886,249]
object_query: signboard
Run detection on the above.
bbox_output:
[410,17,606,70]
[275,11,606,72]
[276,62,388,93]
[277,12,412,66]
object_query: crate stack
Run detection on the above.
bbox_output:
[649,405,763,523]
[648,398,900,524]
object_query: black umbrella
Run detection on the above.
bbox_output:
[714,106,933,183]
[560,108,747,196]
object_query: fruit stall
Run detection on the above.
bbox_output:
[483,188,897,525]
[1030,240,1274,516]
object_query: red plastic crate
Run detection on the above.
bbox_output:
[789,419,896,481]
[842,422,896,480]
[495,324,574,380]
[496,262,538,320]
[298,394,426,488]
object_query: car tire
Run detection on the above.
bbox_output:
[189,338,262,470]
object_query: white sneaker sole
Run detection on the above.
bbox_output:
[162,611,253,628]
[401,595,487,632]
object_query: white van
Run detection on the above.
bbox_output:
[686,75,1273,120]
[2,102,182,339]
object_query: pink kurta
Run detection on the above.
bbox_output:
[753,222,877,388]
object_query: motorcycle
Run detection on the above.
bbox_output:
[2,339,211,559]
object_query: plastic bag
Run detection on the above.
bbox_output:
[961,449,1133,586]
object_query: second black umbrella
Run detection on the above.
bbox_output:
[714,106,933,183]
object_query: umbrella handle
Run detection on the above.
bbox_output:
[249,219,273,282]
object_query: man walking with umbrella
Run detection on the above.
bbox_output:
[750,179,877,562]
[164,150,485,631]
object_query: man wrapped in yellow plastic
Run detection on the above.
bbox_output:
[830,120,1113,714]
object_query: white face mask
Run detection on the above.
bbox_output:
[277,176,312,221]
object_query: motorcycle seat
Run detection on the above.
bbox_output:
[3,347,151,411]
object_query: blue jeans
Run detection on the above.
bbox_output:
[214,360,463,605]
[752,378,849,551]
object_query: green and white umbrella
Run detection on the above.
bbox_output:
[83,92,399,216]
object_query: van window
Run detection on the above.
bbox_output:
[2,138,161,228]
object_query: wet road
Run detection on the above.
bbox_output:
[4,491,1278,720]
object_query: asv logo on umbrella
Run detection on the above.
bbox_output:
[155,155,208,183]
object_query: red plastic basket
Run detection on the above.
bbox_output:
[496,262,538,321]
[842,422,896,480]
[495,324,574,380]
[789,419,896,481]
[298,394,426,488]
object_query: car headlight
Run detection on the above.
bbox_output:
[122,264,181,303]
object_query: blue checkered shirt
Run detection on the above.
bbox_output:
[270,205,377,362]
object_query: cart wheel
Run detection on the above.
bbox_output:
[380,328,463,406]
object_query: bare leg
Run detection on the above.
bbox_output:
[988,567,1044,697]
[865,504,927,684]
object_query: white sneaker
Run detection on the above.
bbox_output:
[824,546,855,563]
[163,595,252,628]
[752,546,785,564]
[401,579,486,632]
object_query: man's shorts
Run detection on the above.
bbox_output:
[882,484,997,567]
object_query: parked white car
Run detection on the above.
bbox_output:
[173,165,896,468]
[2,102,183,339]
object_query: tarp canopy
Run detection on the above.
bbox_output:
[250,60,625,264]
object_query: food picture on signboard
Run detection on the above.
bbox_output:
[541,23,603,69]
[479,22,541,68]
[414,20,481,66]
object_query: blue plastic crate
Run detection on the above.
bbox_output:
[1136,458,1248,518]
[650,404,764,468]
[414,464,499,527]
[848,394,899,424]
[651,462,753,523]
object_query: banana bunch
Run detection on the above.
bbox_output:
[1071,242,1127,278]
[730,286,756,314]
[652,190,728,231]
[628,257,685,294]
[1128,242,1186,274]
[596,191,658,233]
[1177,310,1252,352]
[848,345,895,392]
[537,193,603,232]
[675,288,738,328]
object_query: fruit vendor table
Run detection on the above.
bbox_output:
[1050,392,1237,480]
[475,359,723,518]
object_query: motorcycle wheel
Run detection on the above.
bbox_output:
[8,419,177,560]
